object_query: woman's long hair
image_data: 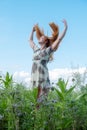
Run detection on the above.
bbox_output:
[35,22,59,51]
[35,22,59,61]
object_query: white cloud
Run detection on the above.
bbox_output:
[49,67,87,80]
[13,71,31,87]
[13,67,87,88]
[49,67,87,87]
[14,71,29,77]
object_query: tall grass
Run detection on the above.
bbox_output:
[0,72,87,130]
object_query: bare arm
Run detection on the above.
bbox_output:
[28,25,36,49]
[51,19,68,51]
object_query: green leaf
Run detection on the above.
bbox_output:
[63,120,72,128]
[75,93,87,101]
[66,86,75,96]
[56,78,68,93]
[54,88,64,100]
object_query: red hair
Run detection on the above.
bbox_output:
[35,22,59,51]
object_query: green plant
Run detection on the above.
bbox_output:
[0,72,87,130]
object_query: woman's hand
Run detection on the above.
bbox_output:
[32,24,38,32]
[62,19,68,28]
[32,26,36,32]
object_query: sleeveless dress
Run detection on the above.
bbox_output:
[30,44,54,89]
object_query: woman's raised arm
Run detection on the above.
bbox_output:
[28,25,36,49]
[51,19,68,51]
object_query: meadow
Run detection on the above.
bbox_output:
[0,72,87,130]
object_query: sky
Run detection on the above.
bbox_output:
[0,0,87,85]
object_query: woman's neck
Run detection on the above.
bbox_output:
[40,44,46,50]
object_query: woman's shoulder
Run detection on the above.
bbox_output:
[33,44,40,52]
[45,46,54,55]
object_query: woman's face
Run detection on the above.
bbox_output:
[38,36,48,44]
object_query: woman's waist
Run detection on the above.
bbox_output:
[32,59,47,62]
[32,60,48,67]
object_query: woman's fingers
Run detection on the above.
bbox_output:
[62,19,67,27]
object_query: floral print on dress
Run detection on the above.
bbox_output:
[30,44,54,89]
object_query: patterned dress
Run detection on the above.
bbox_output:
[30,44,54,89]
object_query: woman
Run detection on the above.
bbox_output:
[29,19,67,103]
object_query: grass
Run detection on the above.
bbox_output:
[0,72,87,130]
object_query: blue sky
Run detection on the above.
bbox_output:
[0,0,87,75]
